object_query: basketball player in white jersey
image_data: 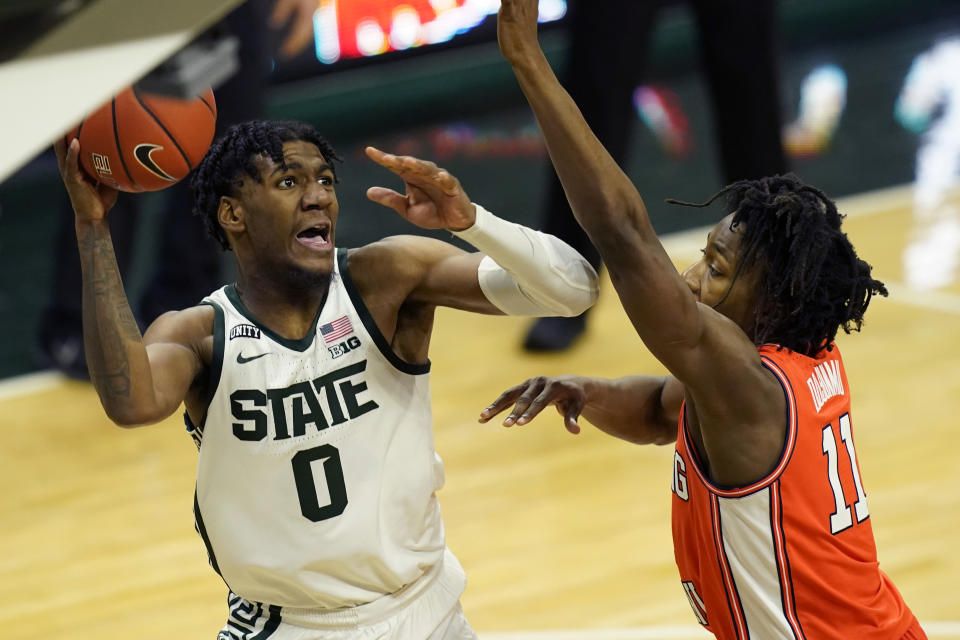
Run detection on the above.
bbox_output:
[54,119,599,639]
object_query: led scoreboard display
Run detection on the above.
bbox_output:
[312,0,566,63]
[273,0,567,80]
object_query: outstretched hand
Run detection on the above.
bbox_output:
[497,0,543,65]
[364,146,476,231]
[54,137,118,223]
[479,375,588,435]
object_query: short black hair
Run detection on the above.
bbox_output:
[191,120,343,250]
[670,174,888,356]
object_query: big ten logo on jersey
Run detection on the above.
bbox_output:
[672,451,689,501]
[229,323,261,341]
[328,335,361,359]
[229,360,379,442]
[321,314,359,359]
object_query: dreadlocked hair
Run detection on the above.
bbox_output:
[667,173,887,356]
[191,120,343,250]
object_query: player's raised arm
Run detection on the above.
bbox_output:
[364,147,599,318]
[57,138,205,426]
[496,1,759,389]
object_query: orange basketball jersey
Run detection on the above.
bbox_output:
[671,344,921,639]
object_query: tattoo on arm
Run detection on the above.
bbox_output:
[78,227,142,404]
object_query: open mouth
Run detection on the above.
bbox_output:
[296,223,331,250]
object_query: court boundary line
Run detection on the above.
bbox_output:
[0,370,67,402]
[883,282,960,315]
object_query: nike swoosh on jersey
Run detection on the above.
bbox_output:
[133,143,177,182]
[236,352,268,364]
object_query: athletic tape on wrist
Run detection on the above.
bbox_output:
[452,204,598,317]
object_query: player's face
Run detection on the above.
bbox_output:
[681,214,762,337]
[237,140,339,279]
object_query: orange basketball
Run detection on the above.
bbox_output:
[65,85,217,192]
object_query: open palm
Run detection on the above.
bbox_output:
[364,146,475,231]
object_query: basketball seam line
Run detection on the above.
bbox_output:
[111,98,142,191]
[131,84,194,171]
[198,94,216,118]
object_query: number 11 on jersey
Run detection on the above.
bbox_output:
[822,413,869,534]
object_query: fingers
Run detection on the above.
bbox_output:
[365,147,460,197]
[366,147,437,175]
[478,384,528,424]
[481,377,586,437]
[431,170,460,197]
[365,186,407,212]
[57,138,82,183]
[364,146,388,164]
[65,137,79,169]
[558,399,584,435]
[492,377,552,427]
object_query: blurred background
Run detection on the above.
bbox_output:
[0,0,958,378]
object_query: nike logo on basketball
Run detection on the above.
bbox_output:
[133,143,177,182]
[237,352,268,364]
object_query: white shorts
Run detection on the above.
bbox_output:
[216,549,477,640]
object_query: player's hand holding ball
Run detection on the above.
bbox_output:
[57,83,217,223]
[55,136,117,223]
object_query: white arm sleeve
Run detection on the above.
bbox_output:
[452,204,599,317]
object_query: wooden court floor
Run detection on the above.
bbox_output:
[1,186,958,639]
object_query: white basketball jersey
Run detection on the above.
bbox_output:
[188,248,448,609]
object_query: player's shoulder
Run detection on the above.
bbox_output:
[143,304,215,346]
[349,235,452,261]
[347,235,457,286]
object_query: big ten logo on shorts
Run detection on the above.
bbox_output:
[328,335,361,359]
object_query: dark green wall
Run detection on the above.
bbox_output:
[0,0,956,378]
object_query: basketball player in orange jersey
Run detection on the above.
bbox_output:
[481,1,926,638]
[54,120,598,639]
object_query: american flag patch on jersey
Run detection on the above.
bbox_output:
[320,315,354,343]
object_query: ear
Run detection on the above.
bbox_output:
[218,196,245,235]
